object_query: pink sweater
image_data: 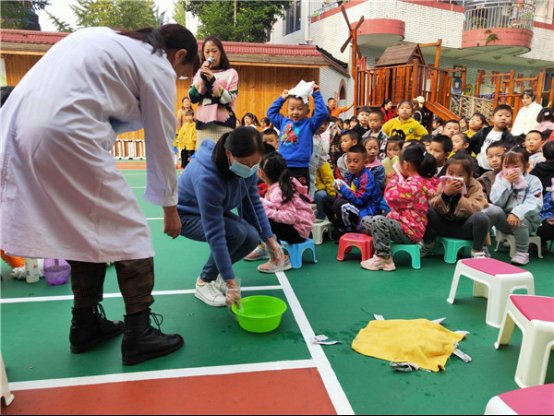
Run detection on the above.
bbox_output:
[385,175,436,242]
[262,179,315,239]
[189,68,239,129]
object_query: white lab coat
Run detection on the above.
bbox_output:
[511,101,543,136]
[0,28,178,263]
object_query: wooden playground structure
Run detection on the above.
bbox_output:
[339,5,554,122]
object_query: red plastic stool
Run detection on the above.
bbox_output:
[337,233,374,261]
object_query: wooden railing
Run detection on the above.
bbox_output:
[356,62,466,111]
[112,140,146,160]
[450,93,495,120]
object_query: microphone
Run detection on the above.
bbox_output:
[206,56,214,67]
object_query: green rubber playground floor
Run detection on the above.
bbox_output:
[2,166,553,414]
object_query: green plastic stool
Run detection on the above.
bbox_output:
[437,237,473,264]
[391,244,421,269]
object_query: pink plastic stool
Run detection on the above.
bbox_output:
[485,384,554,415]
[496,295,554,388]
[447,258,534,328]
[337,233,374,261]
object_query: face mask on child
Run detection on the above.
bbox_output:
[229,159,259,179]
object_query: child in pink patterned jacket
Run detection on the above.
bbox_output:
[245,152,315,269]
[361,144,437,271]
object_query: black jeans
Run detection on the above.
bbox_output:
[181,149,195,169]
[68,258,154,315]
[269,219,305,244]
[538,220,554,243]
[322,196,358,229]
[424,207,490,251]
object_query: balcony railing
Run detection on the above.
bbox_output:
[463,0,535,31]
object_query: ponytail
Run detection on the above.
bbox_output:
[261,152,306,204]
[400,143,437,179]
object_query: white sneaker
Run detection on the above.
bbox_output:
[195,280,226,307]
[214,274,228,295]
[511,252,529,266]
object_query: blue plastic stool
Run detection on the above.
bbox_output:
[391,243,421,269]
[280,239,318,269]
[437,237,473,264]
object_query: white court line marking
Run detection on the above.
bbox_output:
[0,286,283,304]
[276,271,355,415]
[130,186,146,189]
[9,359,317,391]
[146,217,163,220]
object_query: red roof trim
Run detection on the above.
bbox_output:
[0,29,323,57]
[533,21,554,31]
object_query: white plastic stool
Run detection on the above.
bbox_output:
[485,384,554,414]
[447,258,535,328]
[495,230,543,259]
[311,219,332,245]
[495,295,554,388]
[1,353,14,406]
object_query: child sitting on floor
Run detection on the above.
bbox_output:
[485,149,543,265]
[428,134,453,177]
[246,153,314,271]
[335,129,361,180]
[363,136,385,191]
[382,100,428,142]
[531,141,554,246]
[363,109,388,160]
[477,142,506,202]
[382,136,404,179]
[421,154,490,258]
[524,130,546,169]
[322,145,381,238]
[360,144,437,271]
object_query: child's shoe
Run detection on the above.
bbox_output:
[511,252,529,265]
[244,244,269,262]
[471,249,487,258]
[419,240,435,258]
[360,255,396,271]
[257,256,292,274]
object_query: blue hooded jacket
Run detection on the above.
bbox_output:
[177,141,273,280]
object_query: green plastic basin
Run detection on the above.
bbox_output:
[232,296,287,333]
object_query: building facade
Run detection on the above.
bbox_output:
[271,0,554,117]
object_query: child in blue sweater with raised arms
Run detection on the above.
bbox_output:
[267,81,329,190]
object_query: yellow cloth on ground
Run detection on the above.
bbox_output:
[352,319,465,372]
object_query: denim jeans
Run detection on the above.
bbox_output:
[180,212,259,282]
[314,190,329,220]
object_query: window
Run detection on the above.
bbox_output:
[284,0,301,36]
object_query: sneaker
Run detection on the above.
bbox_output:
[483,246,492,258]
[360,255,396,271]
[419,241,435,258]
[471,249,487,258]
[258,256,292,274]
[214,274,228,295]
[195,280,226,307]
[244,245,269,262]
[511,252,529,266]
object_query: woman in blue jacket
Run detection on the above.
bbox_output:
[178,127,287,307]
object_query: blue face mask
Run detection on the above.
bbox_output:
[229,159,259,178]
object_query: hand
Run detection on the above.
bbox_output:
[507,214,521,228]
[266,237,285,264]
[163,205,181,239]
[200,66,214,81]
[504,170,520,184]
[333,179,346,189]
[312,84,320,92]
[443,179,464,196]
[281,90,289,100]
[225,279,241,308]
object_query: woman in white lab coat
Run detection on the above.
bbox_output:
[0,25,198,366]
